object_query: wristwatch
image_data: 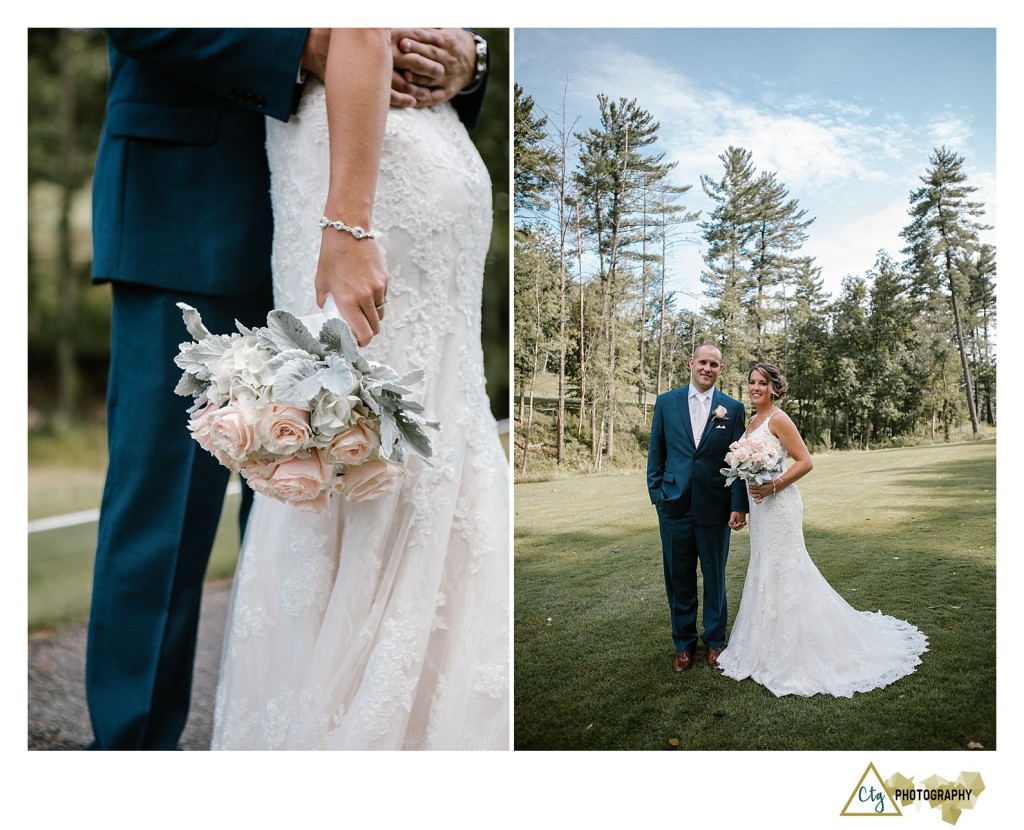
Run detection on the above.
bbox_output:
[461,31,488,94]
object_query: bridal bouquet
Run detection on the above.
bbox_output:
[173,303,435,515]
[720,436,784,487]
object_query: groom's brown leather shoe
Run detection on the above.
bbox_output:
[706,647,723,669]
[673,650,695,672]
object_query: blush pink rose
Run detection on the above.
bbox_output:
[188,402,252,471]
[339,458,405,502]
[208,402,259,464]
[265,450,331,513]
[188,402,219,455]
[324,421,381,466]
[239,457,281,497]
[259,405,312,455]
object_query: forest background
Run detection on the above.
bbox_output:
[513,28,996,478]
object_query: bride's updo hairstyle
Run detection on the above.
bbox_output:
[749,362,789,400]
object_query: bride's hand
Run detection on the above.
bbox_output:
[314,231,389,347]
[747,481,775,503]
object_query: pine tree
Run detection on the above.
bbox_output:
[699,147,760,395]
[968,243,996,424]
[782,257,829,444]
[574,95,676,462]
[514,230,560,472]
[514,83,557,214]
[864,251,915,443]
[748,171,814,358]
[825,276,871,449]
[901,147,991,435]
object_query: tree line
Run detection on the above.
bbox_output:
[514,83,996,475]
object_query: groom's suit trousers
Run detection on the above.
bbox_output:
[86,281,273,750]
[657,508,731,651]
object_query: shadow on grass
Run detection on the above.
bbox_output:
[514,448,995,751]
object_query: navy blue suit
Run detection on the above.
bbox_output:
[647,385,748,652]
[86,28,488,750]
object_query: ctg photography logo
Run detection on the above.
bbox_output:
[842,763,903,816]
[841,764,986,825]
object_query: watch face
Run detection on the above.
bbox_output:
[473,35,488,78]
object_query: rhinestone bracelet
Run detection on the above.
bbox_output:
[318,216,377,240]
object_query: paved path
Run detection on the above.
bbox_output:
[27,581,231,751]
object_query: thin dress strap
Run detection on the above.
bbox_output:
[752,408,779,438]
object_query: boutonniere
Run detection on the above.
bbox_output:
[712,404,729,420]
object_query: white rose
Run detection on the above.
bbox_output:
[310,391,356,437]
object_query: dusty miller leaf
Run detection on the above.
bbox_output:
[379,411,400,459]
[177,303,211,340]
[259,310,325,357]
[319,317,369,371]
[266,348,318,372]
[174,372,207,397]
[395,410,435,461]
[319,354,359,397]
[272,356,323,404]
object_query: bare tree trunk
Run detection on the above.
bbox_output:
[55,28,79,426]
[938,229,979,435]
[519,344,541,474]
[949,288,980,434]
[552,90,577,466]
[576,206,587,440]
[637,178,649,408]
[656,214,667,398]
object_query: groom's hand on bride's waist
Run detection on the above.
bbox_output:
[298,28,474,109]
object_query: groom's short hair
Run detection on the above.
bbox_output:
[691,342,722,361]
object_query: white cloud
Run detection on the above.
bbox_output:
[928,114,975,148]
[572,44,906,200]
[532,32,996,306]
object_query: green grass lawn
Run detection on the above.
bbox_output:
[28,462,245,631]
[514,439,996,751]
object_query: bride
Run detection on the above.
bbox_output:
[716,362,927,697]
[210,29,509,749]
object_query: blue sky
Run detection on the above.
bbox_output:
[515,28,996,308]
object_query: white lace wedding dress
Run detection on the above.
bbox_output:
[210,82,510,749]
[717,412,927,697]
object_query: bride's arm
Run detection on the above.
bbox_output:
[748,411,813,501]
[314,28,391,347]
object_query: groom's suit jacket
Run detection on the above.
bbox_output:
[91,28,489,295]
[647,385,749,526]
[91,29,310,294]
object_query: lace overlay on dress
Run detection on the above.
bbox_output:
[716,414,927,697]
[211,82,509,749]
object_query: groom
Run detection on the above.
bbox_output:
[647,343,748,672]
[86,28,489,750]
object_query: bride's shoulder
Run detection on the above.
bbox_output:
[767,408,798,435]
